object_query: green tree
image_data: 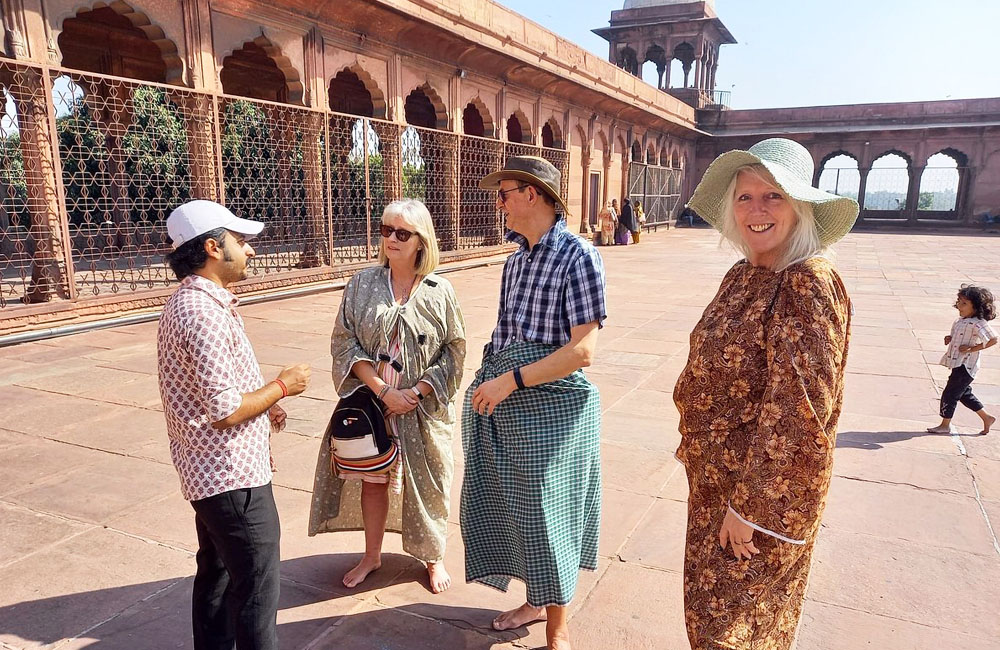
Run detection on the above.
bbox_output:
[56,97,108,227]
[918,191,935,211]
[121,87,191,222]
[221,99,278,221]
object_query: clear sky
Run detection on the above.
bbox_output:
[500,0,1000,109]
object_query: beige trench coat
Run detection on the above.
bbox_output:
[308,266,466,561]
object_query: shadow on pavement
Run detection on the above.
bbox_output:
[0,554,524,649]
[836,429,985,450]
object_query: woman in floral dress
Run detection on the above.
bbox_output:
[673,138,859,649]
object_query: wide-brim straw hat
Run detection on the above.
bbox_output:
[480,155,570,215]
[688,138,859,247]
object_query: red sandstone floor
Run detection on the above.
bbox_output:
[1,227,998,649]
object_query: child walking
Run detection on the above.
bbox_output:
[928,285,998,435]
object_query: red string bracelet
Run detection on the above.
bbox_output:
[273,379,288,398]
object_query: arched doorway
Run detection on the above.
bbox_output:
[541,118,564,149]
[671,43,695,88]
[463,103,485,137]
[818,153,861,200]
[58,2,182,84]
[328,67,385,118]
[918,150,965,214]
[404,85,446,129]
[462,98,494,138]
[506,110,531,144]
[865,152,911,213]
[220,37,303,104]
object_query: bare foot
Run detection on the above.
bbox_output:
[926,425,955,434]
[547,626,572,650]
[549,635,572,650]
[981,414,996,435]
[342,556,380,588]
[492,602,546,631]
[426,561,452,594]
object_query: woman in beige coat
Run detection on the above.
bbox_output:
[309,199,466,594]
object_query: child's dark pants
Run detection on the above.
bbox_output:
[940,365,984,418]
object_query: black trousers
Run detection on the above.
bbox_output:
[189,483,281,650]
[940,365,984,419]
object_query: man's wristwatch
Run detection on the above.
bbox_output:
[411,386,425,400]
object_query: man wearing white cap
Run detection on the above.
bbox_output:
[157,200,311,650]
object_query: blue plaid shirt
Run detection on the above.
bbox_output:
[487,218,607,356]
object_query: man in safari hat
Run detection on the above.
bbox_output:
[157,200,311,650]
[460,157,606,650]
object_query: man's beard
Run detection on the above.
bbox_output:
[221,248,248,281]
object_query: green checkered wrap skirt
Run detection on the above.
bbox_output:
[461,341,602,607]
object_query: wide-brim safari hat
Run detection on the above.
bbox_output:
[688,138,859,247]
[480,155,570,215]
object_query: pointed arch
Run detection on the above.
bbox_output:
[405,82,448,130]
[329,64,386,118]
[463,96,495,137]
[919,150,965,212]
[616,132,628,158]
[818,149,860,170]
[646,142,657,164]
[507,108,532,144]
[58,1,184,85]
[574,122,589,154]
[865,151,911,211]
[221,36,304,104]
[818,152,861,200]
[541,116,563,149]
[595,129,609,155]
[631,140,642,162]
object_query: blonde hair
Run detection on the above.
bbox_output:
[719,164,826,271]
[377,199,440,275]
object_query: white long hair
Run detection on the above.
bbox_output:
[718,164,826,271]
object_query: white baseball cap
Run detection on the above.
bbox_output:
[166,200,264,249]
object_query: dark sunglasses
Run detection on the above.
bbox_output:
[379,224,416,242]
[497,184,530,203]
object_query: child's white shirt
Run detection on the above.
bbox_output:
[940,317,998,378]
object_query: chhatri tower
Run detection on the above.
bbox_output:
[593,0,736,107]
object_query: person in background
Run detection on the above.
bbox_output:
[597,200,616,246]
[633,200,645,242]
[618,197,638,245]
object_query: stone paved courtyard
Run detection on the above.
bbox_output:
[1,227,998,650]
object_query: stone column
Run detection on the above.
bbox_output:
[372,121,402,201]
[8,68,72,302]
[856,166,870,224]
[170,92,219,200]
[579,146,591,234]
[298,111,326,268]
[905,165,924,223]
[663,58,671,89]
[954,165,971,221]
[438,133,460,252]
[2,0,29,59]
[601,148,611,201]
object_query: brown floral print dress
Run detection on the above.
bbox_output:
[673,257,851,650]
